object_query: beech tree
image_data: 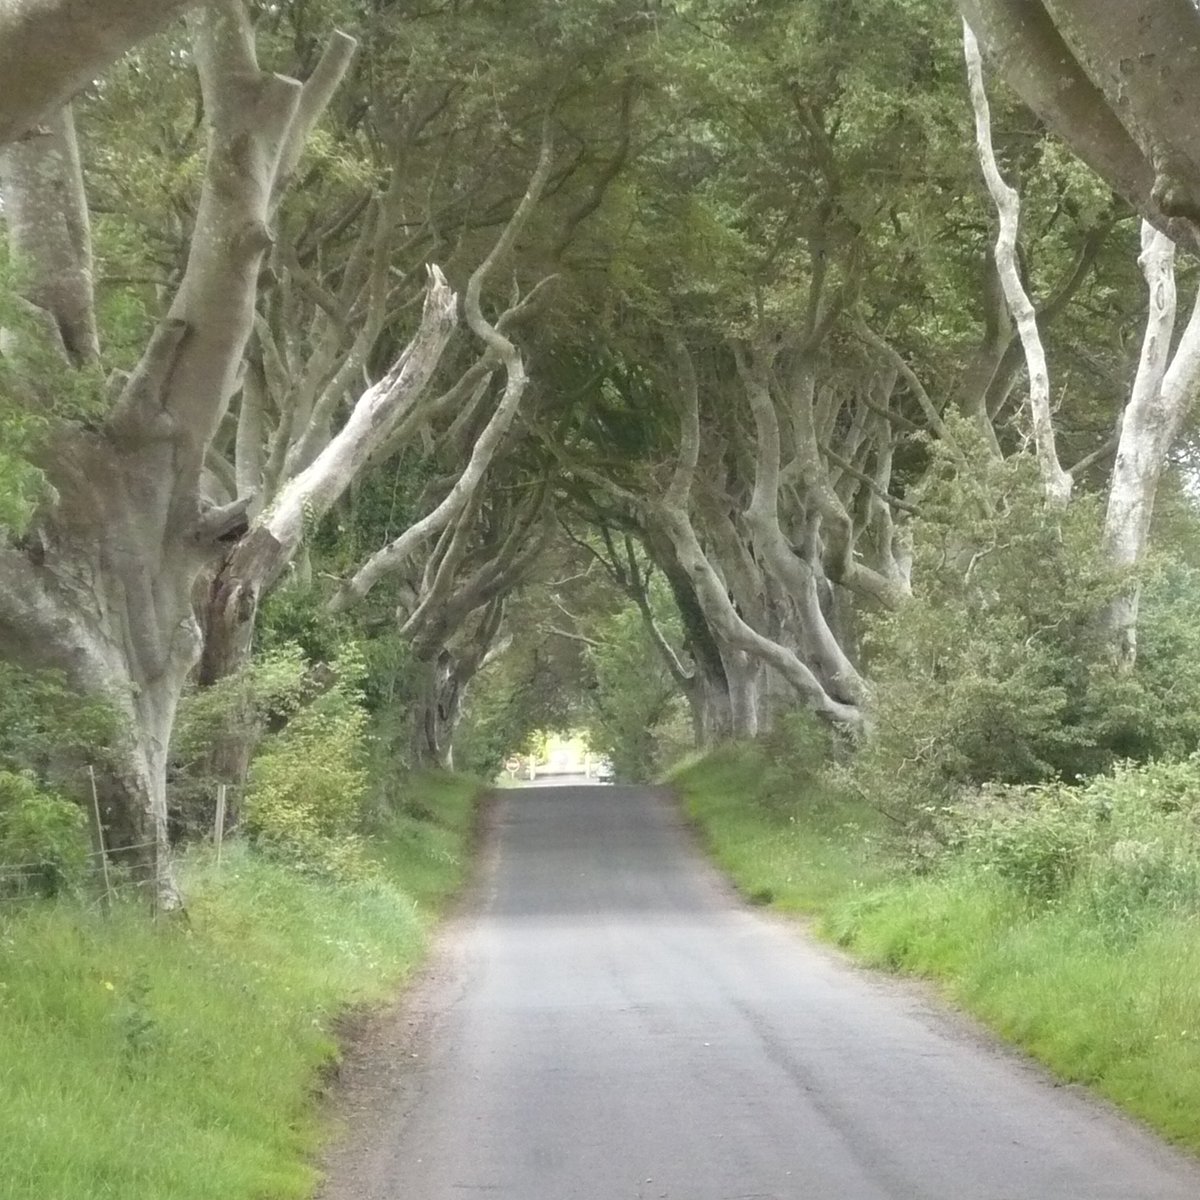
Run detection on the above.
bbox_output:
[533,1,986,736]
[522,0,1157,751]
[199,0,651,773]
[964,19,1200,665]
[6,0,1197,832]
[0,2,461,907]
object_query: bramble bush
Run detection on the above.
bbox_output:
[924,756,1200,918]
[946,782,1102,900]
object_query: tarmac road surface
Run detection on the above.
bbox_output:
[319,784,1200,1200]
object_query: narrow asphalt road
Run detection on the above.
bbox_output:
[321,784,1200,1199]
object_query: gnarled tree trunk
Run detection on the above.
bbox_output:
[0,4,356,907]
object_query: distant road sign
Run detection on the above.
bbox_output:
[505,757,521,774]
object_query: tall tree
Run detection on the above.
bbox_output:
[0,2,459,906]
[965,19,1200,665]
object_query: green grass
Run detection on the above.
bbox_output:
[665,744,889,911]
[0,770,484,1200]
[672,746,1200,1155]
[365,769,483,911]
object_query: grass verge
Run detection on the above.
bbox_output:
[668,745,1200,1155]
[0,770,483,1200]
[666,744,889,912]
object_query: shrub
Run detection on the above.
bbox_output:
[1070,757,1200,929]
[925,756,1200,913]
[0,664,118,789]
[0,770,88,897]
[1080,836,1200,932]
[171,644,311,836]
[757,708,842,810]
[242,651,371,880]
[952,782,1100,900]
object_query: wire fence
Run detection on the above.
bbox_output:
[0,869,159,911]
[0,776,244,915]
[0,840,161,876]
[0,872,156,905]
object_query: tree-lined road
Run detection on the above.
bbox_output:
[321,785,1200,1199]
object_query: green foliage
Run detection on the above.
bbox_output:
[0,771,482,1200]
[452,659,538,779]
[176,645,311,755]
[452,567,594,777]
[934,758,1200,915]
[0,257,124,532]
[0,435,45,532]
[0,664,118,782]
[363,770,483,914]
[827,757,1200,1149]
[582,592,690,781]
[171,643,313,837]
[0,771,88,897]
[666,737,887,911]
[257,584,349,670]
[242,650,371,879]
[0,669,115,896]
[754,710,842,810]
[854,430,1200,820]
[946,783,1103,900]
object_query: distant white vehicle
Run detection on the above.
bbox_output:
[593,757,615,783]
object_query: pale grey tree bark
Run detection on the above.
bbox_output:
[1102,224,1200,665]
[0,0,206,145]
[328,137,555,614]
[735,344,868,707]
[0,1,355,907]
[964,20,1072,507]
[0,106,99,364]
[653,344,863,732]
[964,15,1200,664]
[634,519,740,746]
[198,267,458,689]
[959,0,1200,246]
[401,495,551,766]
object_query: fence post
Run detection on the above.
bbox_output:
[87,766,113,915]
[214,783,227,867]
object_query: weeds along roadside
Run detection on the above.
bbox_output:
[0,770,485,1200]
[667,739,1200,1157]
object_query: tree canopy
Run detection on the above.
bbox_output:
[4,0,1200,902]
